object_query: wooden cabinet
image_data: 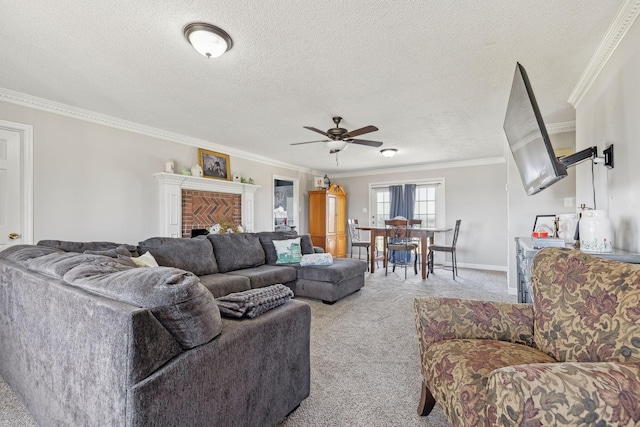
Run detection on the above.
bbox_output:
[308,184,347,257]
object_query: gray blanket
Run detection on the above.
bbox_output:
[216,284,294,318]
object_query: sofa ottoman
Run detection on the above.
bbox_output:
[294,258,367,304]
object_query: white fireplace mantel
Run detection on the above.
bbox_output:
[154,172,261,237]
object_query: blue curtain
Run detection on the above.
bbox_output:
[389,185,404,218]
[404,184,416,220]
[388,184,417,264]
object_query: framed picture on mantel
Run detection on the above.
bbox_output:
[199,149,230,181]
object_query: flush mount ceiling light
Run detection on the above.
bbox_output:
[380,148,397,158]
[184,22,233,58]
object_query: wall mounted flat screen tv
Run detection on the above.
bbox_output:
[504,63,567,196]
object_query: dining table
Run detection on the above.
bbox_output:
[357,225,452,279]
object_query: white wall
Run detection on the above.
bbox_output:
[506,131,577,294]
[8,10,636,287]
[0,100,316,243]
[226,157,314,232]
[336,161,508,270]
[575,14,640,253]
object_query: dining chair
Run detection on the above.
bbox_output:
[427,219,461,280]
[347,219,371,270]
[384,218,419,279]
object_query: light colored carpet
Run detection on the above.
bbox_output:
[0,265,514,426]
[0,378,37,427]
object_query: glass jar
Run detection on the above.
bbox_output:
[557,213,579,243]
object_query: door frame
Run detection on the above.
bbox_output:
[0,119,34,244]
[272,174,299,231]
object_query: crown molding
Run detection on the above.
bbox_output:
[546,121,576,134]
[334,121,574,179]
[0,87,574,179]
[331,157,506,179]
[0,87,317,175]
[568,0,640,107]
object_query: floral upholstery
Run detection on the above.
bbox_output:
[532,248,640,363]
[487,361,640,426]
[414,248,640,427]
[414,297,537,349]
[424,339,555,426]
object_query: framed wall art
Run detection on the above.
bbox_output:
[199,149,231,181]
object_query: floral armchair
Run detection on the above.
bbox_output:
[414,247,640,426]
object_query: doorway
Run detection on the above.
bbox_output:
[0,119,34,249]
[273,175,299,232]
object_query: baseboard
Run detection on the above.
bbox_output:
[443,262,507,272]
[350,255,507,273]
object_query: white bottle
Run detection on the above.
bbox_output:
[579,210,613,252]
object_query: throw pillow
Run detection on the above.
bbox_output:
[132,251,159,267]
[300,253,333,266]
[273,238,302,264]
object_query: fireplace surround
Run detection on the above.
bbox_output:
[155,173,260,237]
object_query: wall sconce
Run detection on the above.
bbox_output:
[184,23,233,58]
[380,148,397,158]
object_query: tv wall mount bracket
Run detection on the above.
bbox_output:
[559,144,614,169]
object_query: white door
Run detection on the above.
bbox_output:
[0,120,33,249]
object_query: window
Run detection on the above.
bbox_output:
[374,189,391,226]
[371,183,438,227]
[413,185,436,227]
[370,181,443,251]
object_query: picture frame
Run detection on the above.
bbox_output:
[199,149,231,181]
[314,176,324,189]
[533,214,556,234]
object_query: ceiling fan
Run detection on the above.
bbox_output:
[291,116,383,154]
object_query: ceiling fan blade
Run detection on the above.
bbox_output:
[290,139,330,146]
[303,126,331,137]
[342,125,378,139]
[348,139,383,148]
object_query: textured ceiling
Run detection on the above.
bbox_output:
[0,1,623,174]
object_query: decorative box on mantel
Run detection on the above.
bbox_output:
[154,173,260,237]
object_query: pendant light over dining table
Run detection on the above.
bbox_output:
[184,23,233,58]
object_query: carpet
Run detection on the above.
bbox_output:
[0,265,514,426]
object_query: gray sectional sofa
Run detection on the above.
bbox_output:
[137,231,367,304]
[0,231,366,426]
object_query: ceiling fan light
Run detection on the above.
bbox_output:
[184,23,233,58]
[327,140,349,152]
[380,148,397,158]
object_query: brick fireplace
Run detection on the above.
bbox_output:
[181,190,242,237]
[155,173,259,238]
